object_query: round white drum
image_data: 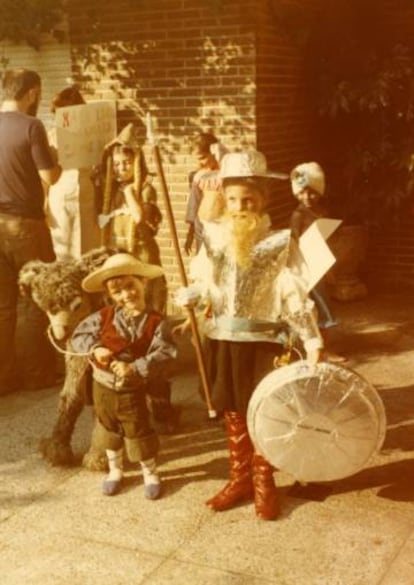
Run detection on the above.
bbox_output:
[247,361,386,482]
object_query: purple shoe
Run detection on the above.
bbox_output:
[102,478,122,496]
[144,481,162,500]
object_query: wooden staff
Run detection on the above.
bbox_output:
[146,113,217,419]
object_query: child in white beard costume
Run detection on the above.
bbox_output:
[174,150,323,520]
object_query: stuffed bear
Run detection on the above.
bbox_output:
[19,248,112,470]
[19,247,179,470]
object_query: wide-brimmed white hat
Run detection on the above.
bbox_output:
[219,150,288,180]
[290,162,326,196]
[82,253,164,293]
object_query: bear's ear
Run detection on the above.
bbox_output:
[18,260,49,297]
[76,246,116,275]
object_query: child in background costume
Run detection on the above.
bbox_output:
[175,150,323,521]
[71,253,177,498]
[289,162,345,362]
[96,123,167,313]
[184,131,227,255]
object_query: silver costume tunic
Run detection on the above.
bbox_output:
[189,215,322,350]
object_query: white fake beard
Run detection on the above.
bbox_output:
[222,211,262,268]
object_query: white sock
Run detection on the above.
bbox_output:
[140,458,160,486]
[106,449,123,482]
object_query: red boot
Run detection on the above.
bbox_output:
[206,411,254,511]
[252,453,280,520]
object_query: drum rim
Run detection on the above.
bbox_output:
[247,361,387,482]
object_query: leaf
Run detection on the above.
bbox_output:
[0,0,65,48]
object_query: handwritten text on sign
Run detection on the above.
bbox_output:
[55,101,117,169]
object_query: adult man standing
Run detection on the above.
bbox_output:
[0,68,62,394]
[175,150,323,520]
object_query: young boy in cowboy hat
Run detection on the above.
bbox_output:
[289,161,345,362]
[93,123,179,433]
[71,252,177,499]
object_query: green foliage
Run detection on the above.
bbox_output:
[273,0,414,226]
[306,1,414,226]
[314,43,414,226]
[0,0,65,49]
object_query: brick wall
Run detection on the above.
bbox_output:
[66,0,327,308]
[67,0,262,311]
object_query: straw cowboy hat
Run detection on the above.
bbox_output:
[219,150,289,180]
[290,162,326,197]
[82,253,164,293]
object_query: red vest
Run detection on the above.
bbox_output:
[99,306,162,358]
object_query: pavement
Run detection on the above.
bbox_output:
[1,291,414,585]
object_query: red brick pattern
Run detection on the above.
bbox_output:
[65,0,413,297]
[68,1,261,309]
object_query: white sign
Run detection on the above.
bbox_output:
[298,218,342,291]
[55,101,117,169]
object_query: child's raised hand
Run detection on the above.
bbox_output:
[92,347,113,368]
[174,284,201,308]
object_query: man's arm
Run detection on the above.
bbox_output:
[32,122,62,186]
[38,163,62,186]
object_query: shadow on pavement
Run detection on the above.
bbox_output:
[288,458,414,505]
